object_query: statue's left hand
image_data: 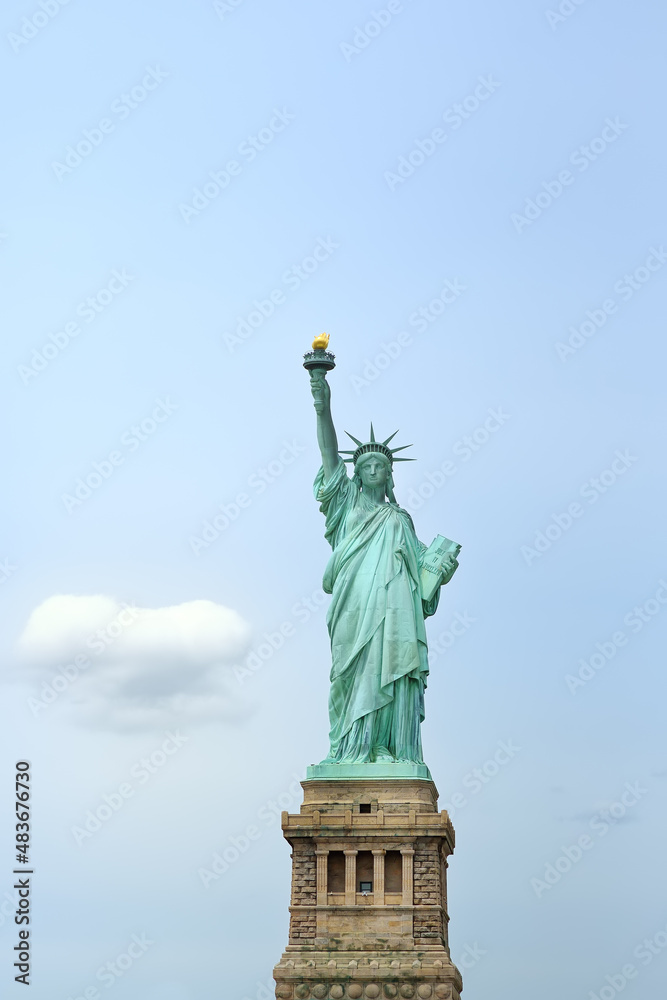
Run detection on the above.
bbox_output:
[440,554,458,585]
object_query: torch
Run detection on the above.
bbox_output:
[303,333,336,373]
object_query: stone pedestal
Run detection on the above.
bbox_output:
[272,776,463,999]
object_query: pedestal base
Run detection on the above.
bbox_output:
[272,777,462,999]
[275,951,461,998]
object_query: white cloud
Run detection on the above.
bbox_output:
[15,594,252,731]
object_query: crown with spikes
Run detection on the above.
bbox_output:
[340,423,414,466]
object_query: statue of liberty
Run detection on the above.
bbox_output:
[307,341,460,768]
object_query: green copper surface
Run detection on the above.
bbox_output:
[306,761,432,781]
[309,367,460,769]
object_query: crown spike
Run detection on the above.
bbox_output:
[338,426,415,467]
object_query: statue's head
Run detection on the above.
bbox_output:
[341,424,413,504]
[355,452,392,491]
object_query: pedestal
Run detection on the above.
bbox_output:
[272,776,463,999]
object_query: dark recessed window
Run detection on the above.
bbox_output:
[359,803,371,813]
[327,852,345,893]
[359,881,373,892]
[385,851,403,893]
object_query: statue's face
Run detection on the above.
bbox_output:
[356,454,391,491]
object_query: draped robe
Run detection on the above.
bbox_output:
[315,460,439,764]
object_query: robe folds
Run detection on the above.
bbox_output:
[315,460,438,763]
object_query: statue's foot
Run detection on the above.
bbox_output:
[372,747,396,763]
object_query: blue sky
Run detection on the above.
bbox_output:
[2,1,667,998]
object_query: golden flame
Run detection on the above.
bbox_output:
[312,333,330,350]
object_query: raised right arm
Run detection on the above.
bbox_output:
[310,371,340,482]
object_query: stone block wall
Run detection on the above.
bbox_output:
[413,842,444,943]
[291,843,316,905]
[413,844,441,906]
[288,909,316,944]
[414,909,443,941]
